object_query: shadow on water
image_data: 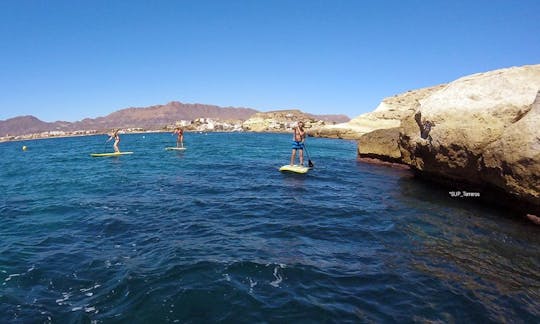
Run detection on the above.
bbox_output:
[390,175,540,322]
[280,172,308,188]
[349,160,540,321]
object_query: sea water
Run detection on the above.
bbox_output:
[0,132,538,323]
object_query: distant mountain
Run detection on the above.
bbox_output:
[0,116,61,137]
[69,101,259,131]
[0,101,350,137]
[0,102,259,137]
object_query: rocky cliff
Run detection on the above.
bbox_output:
[345,64,540,217]
[398,65,540,215]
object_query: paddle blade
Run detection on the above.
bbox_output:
[308,160,314,168]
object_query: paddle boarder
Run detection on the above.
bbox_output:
[173,127,184,148]
[107,129,121,153]
[290,121,306,166]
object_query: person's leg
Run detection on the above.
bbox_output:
[114,140,119,152]
[299,148,304,165]
[181,135,184,148]
[290,149,296,165]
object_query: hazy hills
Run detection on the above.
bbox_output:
[0,101,349,137]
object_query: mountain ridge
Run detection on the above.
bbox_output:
[1,101,349,137]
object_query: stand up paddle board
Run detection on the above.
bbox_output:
[90,152,133,157]
[165,147,187,151]
[279,164,310,174]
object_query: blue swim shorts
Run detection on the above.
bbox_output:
[292,141,304,150]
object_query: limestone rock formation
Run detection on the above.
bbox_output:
[313,85,445,139]
[396,64,540,214]
[242,110,327,133]
[357,127,402,162]
[481,89,540,207]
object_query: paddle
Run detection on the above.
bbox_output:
[303,142,314,168]
[104,134,113,152]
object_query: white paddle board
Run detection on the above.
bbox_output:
[165,147,187,151]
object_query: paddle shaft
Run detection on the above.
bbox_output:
[303,142,314,167]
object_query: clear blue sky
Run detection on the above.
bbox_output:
[1,0,539,122]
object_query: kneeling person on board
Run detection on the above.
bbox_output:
[290,121,306,166]
[107,129,121,153]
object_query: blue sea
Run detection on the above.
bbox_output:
[1,132,538,323]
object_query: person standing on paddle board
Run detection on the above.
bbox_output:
[107,129,121,153]
[290,121,306,166]
[173,127,184,148]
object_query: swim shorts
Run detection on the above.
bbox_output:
[292,141,304,150]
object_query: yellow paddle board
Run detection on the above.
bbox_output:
[90,152,134,157]
[279,165,309,174]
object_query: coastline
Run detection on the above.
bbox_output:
[0,128,245,144]
[0,124,321,144]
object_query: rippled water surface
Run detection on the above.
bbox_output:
[1,132,539,323]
